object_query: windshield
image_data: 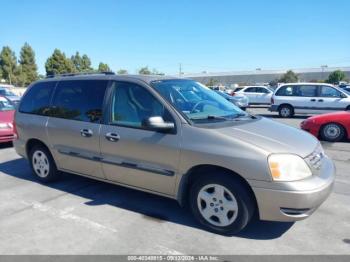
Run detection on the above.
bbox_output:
[0,99,15,111]
[151,79,246,122]
[0,89,15,96]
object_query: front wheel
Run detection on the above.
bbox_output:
[320,123,345,142]
[189,173,255,235]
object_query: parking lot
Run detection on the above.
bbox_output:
[0,107,349,255]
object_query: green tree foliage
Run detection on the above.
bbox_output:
[45,49,76,76]
[138,66,151,75]
[71,52,92,72]
[98,62,111,72]
[17,43,38,86]
[326,70,346,84]
[279,70,298,83]
[117,69,128,74]
[206,78,218,86]
[0,46,17,84]
[151,68,164,75]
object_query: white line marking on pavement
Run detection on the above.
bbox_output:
[21,200,118,234]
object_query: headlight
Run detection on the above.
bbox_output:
[268,154,312,181]
[0,123,13,129]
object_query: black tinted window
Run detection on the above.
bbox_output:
[19,81,56,115]
[297,85,317,97]
[245,87,256,92]
[275,86,295,96]
[319,86,341,97]
[51,80,108,122]
[256,87,269,93]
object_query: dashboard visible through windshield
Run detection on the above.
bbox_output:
[151,79,246,123]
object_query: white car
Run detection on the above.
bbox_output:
[270,83,350,117]
[236,86,273,105]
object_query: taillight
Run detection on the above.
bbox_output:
[231,92,236,96]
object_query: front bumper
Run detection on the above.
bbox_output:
[251,156,335,222]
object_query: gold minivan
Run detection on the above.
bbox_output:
[14,73,335,235]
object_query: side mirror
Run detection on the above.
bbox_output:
[142,116,175,132]
[340,93,348,98]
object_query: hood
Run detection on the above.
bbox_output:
[307,111,350,120]
[215,117,318,157]
[0,110,15,123]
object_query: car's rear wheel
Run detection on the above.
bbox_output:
[29,144,59,182]
[320,123,345,142]
[278,105,294,118]
[189,173,255,235]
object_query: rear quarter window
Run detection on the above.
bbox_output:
[19,81,57,115]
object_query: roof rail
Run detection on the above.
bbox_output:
[46,71,115,78]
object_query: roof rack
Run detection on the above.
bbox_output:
[46,71,115,78]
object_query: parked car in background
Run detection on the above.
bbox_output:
[270,83,350,118]
[301,111,350,142]
[214,90,249,110]
[14,74,335,235]
[236,86,273,105]
[0,96,16,143]
[0,87,21,105]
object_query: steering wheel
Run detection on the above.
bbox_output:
[190,100,215,114]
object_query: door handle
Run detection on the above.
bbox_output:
[80,129,93,137]
[310,99,316,102]
[318,99,324,102]
[105,132,120,142]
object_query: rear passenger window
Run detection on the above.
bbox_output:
[51,80,108,123]
[297,85,317,97]
[19,81,56,115]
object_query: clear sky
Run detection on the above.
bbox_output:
[1,0,350,75]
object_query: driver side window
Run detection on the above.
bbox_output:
[110,82,171,128]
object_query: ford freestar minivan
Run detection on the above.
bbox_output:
[14,73,335,235]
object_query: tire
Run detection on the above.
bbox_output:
[278,105,294,118]
[189,173,255,235]
[29,144,59,182]
[320,123,345,142]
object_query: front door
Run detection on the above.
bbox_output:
[317,85,347,112]
[243,87,257,104]
[99,81,181,196]
[47,79,108,179]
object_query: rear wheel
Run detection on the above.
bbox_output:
[320,123,345,142]
[189,173,255,235]
[278,105,294,118]
[29,144,59,182]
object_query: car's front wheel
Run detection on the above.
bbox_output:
[320,123,345,142]
[189,173,255,235]
[29,144,59,182]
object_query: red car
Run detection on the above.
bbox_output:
[0,96,16,143]
[301,111,350,142]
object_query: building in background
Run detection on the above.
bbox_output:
[184,66,350,87]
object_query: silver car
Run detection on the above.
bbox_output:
[14,73,335,235]
[214,90,249,110]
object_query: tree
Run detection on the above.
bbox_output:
[138,66,151,75]
[151,68,164,75]
[206,78,218,86]
[71,52,92,72]
[117,69,128,74]
[0,46,17,84]
[279,70,298,83]
[268,79,279,88]
[98,62,111,72]
[45,49,76,76]
[327,70,346,84]
[17,43,38,86]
